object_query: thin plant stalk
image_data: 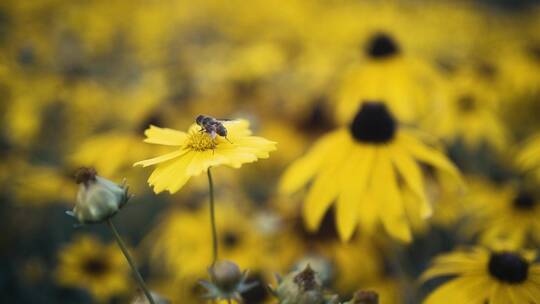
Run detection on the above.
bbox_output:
[107,218,156,304]
[207,167,219,268]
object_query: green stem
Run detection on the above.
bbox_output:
[107,218,156,304]
[207,168,219,268]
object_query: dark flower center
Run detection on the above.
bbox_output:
[457,95,477,112]
[221,231,240,249]
[475,61,498,81]
[365,33,400,59]
[513,191,537,210]
[529,44,540,63]
[488,252,529,284]
[82,257,109,276]
[349,102,397,144]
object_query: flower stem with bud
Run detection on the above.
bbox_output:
[107,219,156,304]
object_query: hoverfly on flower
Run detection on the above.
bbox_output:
[196,115,234,143]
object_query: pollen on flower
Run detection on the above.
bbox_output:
[185,130,217,152]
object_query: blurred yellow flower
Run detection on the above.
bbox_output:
[335,31,445,125]
[134,119,276,194]
[425,68,508,150]
[464,182,540,247]
[147,203,265,279]
[421,247,540,304]
[280,102,461,242]
[56,235,129,302]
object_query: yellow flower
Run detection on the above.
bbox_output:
[55,235,129,302]
[421,247,540,304]
[134,119,276,194]
[147,203,265,279]
[280,102,461,242]
[335,31,445,125]
[464,182,540,247]
[424,67,508,150]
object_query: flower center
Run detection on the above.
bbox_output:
[529,44,540,63]
[365,32,400,59]
[513,191,537,211]
[82,257,109,276]
[349,102,397,144]
[221,231,240,249]
[457,95,477,113]
[488,252,529,284]
[186,130,216,151]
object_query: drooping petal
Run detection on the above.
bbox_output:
[143,125,188,146]
[302,136,352,231]
[398,131,462,185]
[372,148,411,242]
[335,145,367,241]
[280,130,347,194]
[389,143,431,218]
[336,145,377,239]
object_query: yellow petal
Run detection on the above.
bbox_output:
[280,130,346,194]
[399,131,462,186]
[143,125,188,146]
[336,145,375,241]
[148,152,196,193]
[424,278,482,304]
[303,135,352,231]
[372,148,411,242]
[390,143,431,218]
[133,149,187,167]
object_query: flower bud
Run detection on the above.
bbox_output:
[273,265,328,304]
[199,260,257,302]
[211,260,243,292]
[66,167,130,224]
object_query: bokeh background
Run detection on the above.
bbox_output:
[1,0,540,303]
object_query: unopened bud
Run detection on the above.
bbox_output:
[66,167,130,224]
[198,260,257,302]
[212,260,243,292]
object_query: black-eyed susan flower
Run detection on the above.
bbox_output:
[464,182,540,247]
[424,68,508,150]
[56,235,129,302]
[134,119,276,194]
[421,247,540,304]
[335,30,445,125]
[280,102,461,242]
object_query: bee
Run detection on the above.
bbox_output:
[196,115,233,143]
